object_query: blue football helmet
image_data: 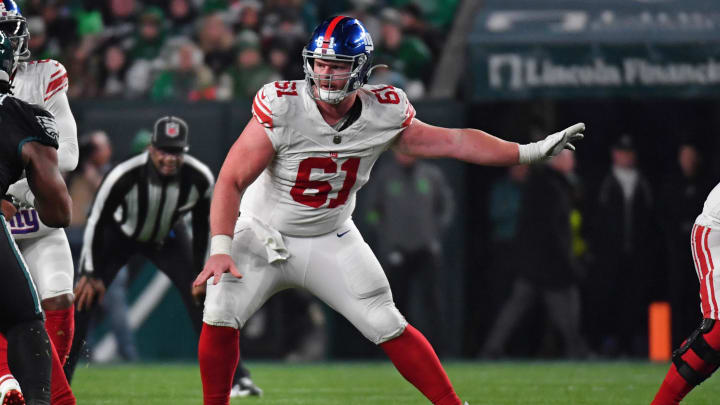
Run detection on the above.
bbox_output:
[302,16,376,104]
[0,0,29,64]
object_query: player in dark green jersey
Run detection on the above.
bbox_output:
[0,31,72,405]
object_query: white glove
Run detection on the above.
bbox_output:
[6,178,36,208]
[517,123,585,164]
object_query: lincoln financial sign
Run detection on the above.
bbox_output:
[472,46,720,99]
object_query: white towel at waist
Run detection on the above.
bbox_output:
[245,216,290,263]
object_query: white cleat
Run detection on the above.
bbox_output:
[230,377,263,398]
[229,383,250,398]
[0,375,24,405]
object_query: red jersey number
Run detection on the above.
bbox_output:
[290,157,360,208]
[275,81,298,97]
[371,86,400,104]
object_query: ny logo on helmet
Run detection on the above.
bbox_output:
[364,33,374,51]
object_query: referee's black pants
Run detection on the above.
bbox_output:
[64,222,250,383]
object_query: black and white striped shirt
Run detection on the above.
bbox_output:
[80,151,214,273]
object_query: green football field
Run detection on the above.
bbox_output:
[70,361,720,404]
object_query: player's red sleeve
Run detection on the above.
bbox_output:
[44,62,69,102]
[252,88,273,129]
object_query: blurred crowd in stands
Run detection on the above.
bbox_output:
[20,0,458,101]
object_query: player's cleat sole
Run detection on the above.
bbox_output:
[0,375,24,405]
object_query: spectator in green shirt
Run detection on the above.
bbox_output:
[150,39,215,101]
[128,7,166,62]
[375,8,433,85]
[221,31,279,101]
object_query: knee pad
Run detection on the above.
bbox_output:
[672,318,720,386]
[365,301,408,345]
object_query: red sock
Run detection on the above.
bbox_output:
[652,323,720,405]
[45,306,74,366]
[49,337,76,405]
[380,325,461,405]
[0,333,10,376]
[651,364,693,405]
[198,323,239,405]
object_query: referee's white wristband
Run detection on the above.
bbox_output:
[210,235,233,256]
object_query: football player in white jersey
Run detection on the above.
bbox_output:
[652,182,720,404]
[193,16,584,405]
[0,1,78,404]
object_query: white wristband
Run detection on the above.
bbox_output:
[517,142,544,164]
[210,235,233,256]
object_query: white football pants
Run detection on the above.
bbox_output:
[203,217,407,344]
[15,227,74,300]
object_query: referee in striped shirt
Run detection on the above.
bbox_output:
[64,116,262,396]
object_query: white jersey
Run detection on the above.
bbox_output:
[8,59,77,240]
[697,182,720,228]
[241,80,416,237]
[12,59,69,106]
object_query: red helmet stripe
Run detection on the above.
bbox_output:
[322,16,346,49]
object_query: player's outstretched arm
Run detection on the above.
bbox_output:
[193,118,275,286]
[47,92,79,172]
[23,142,72,227]
[394,119,584,166]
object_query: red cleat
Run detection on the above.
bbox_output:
[1,390,23,405]
[0,375,24,405]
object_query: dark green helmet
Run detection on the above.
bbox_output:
[0,31,13,83]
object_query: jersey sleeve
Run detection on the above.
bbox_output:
[44,88,77,172]
[366,85,416,131]
[28,105,60,149]
[396,87,416,129]
[12,100,59,160]
[364,85,417,151]
[251,82,289,150]
[40,60,69,102]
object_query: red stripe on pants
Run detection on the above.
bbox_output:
[704,227,719,318]
[695,226,711,317]
[691,225,701,280]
